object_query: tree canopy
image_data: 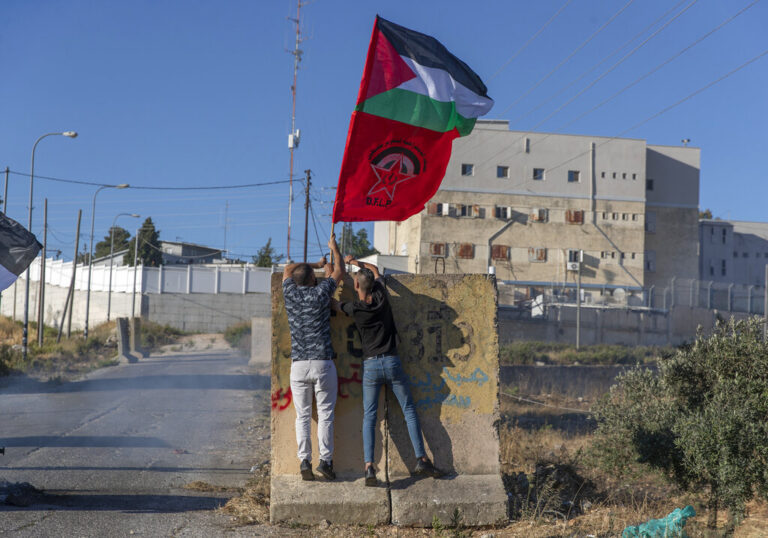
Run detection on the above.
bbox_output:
[124,217,162,266]
[253,237,284,267]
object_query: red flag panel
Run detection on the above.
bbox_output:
[332,112,458,223]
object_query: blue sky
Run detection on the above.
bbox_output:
[2,0,766,262]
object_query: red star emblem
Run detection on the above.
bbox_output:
[368,153,417,201]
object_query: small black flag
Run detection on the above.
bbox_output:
[0,214,42,291]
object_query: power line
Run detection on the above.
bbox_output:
[542,48,768,176]
[499,0,637,115]
[6,169,299,190]
[509,0,690,128]
[489,0,574,80]
[511,0,755,160]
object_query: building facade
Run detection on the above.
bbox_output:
[700,219,768,287]
[374,120,700,300]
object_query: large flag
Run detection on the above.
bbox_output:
[332,16,493,223]
[0,214,42,291]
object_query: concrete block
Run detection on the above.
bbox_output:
[269,474,389,525]
[115,318,137,364]
[390,475,508,527]
[249,317,271,365]
[129,317,146,359]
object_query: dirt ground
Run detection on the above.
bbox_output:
[153,333,234,355]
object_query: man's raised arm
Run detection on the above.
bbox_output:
[344,255,380,279]
[328,233,344,282]
[283,256,327,282]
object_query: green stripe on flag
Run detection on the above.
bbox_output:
[357,88,477,136]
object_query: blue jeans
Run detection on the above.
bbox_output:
[362,354,426,464]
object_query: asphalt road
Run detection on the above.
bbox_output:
[0,350,271,537]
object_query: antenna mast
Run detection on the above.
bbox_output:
[286,0,305,262]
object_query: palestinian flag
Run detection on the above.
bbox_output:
[0,213,42,291]
[332,16,493,223]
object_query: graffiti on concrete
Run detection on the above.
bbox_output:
[338,362,363,399]
[408,366,489,410]
[271,387,292,411]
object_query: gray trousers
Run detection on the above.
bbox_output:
[290,359,338,462]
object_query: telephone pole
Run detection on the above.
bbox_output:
[303,169,311,262]
[286,0,306,262]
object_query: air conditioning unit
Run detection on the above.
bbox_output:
[566,261,579,271]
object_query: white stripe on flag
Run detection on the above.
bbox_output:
[0,263,18,292]
[398,57,494,118]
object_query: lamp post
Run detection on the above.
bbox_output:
[22,131,77,361]
[84,183,129,339]
[107,213,140,321]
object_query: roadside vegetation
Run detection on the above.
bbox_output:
[500,340,675,365]
[0,316,183,379]
[224,321,251,356]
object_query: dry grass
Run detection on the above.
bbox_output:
[220,462,271,525]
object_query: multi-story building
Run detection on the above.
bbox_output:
[700,219,768,287]
[374,120,700,301]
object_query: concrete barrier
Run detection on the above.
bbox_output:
[249,317,271,366]
[270,273,506,526]
[129,317,146,359]
[115,318,136,364]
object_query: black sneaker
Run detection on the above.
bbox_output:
[414,458,444,478]
[300,459,315,481]
[316,459,336,480]
[364,466,377,487]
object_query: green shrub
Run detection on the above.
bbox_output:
[140,321,183,350]
[500,341,671,365]
[224,321,251,355]
[591,317,768,531]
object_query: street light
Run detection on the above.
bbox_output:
[107,213,140,321]
[22,131,77,361]
[84,183,129,339]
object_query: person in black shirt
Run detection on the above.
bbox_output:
[334,256,442,486]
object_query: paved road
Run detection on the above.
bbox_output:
[0,351,271,537]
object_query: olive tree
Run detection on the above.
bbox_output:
[592,318,768,531]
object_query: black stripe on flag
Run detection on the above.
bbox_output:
[376,15,490,99]
[0,213,42,276]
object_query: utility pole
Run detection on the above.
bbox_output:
[286,0,306,262]
[3,167,8,214]
[303,169,311,262]
[37,199,48,345]
[58,209,81,342]
[223,201,229,261]
[576,253,582,349]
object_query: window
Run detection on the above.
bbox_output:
[645,211,657,233]
[430,243,447,257]
[568,170,580,183]
[612,212,619,220]
[461,163,474,176]
[632,214,638,221]
[721,259,727,276]
[612,172,617,179]
[457,243,474,259]
[709,264,714,276]
[611,252,616,259]
[491,244,510,261]
[743,252,749,258]
[565,209,584,224]
[530,208,548,222]
[497,166,509,179]
[645,250,656,272]
[524,138,530,153]
[622,213,628,221]
[457,204,480,218]
[601,171,605,178]
[528,247,547,262]
[722,228,727,244]
[632,173,637,180]
[631,252,636,260]
[733,251,738,258]
[602,212,608,219]
[622,173,627,179]
[533,168,545,180]
[427,203,440,216]
[600,251,606,259]
[495,206,512,220]
[646,178,654,191]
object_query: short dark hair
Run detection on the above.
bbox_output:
[292,263,315,286]
[356,267,375,293]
